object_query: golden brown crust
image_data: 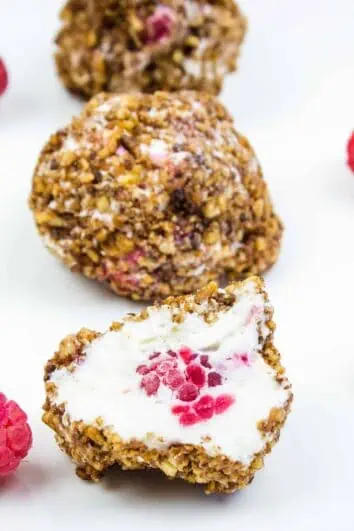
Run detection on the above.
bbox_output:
[29,91,283,301]
[55,0,247,97]
[43,278,293,494]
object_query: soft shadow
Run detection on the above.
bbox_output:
[103,467,236,506]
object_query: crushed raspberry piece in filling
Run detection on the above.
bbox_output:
[178,383,199,402]
[140,373,160,396]
[200,355,212,369]
[136,346,242,424]
[144,6,175,45]
[136,364,150,375]
[208,371,222,387]
[215,394,235,415]
[186,364,205,387]
[179,347,195,364]
[164,369,185,390]
[179,412,200,427]
[171,404,190,415]
[193,395,215,420]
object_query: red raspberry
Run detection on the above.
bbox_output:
[171,404,190,415]
[194,395,215,420]
[208,371,222,387]
[179,412,200,427]
[140,373,160,396]
[178,383,199,402]
[164,369,185,390]
[179,347,195,365]
[215,394,235,415]
[0,393,32,477]
[186,364,206,388]
[136,364,150,375]
[200,355,212,369]
[347,131,354,173]
[0,58,8,97]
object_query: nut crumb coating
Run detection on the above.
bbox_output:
[43,278,293,494]
[29,91,283,301]
[55,0,247,97]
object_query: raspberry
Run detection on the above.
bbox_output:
[215,394,235,415]
[179,412,200,427]
[171,404,190,415]
[208,371,222,387]
[200,355,212,369]
[178,383,199,402]
[140,373,160,396]
[145,6,175,45]
[136,364,150,375]
[194,395,215,420]
[186,364,206,388]
[164,369,185,390]
[179,347,195,364]
[0,393,32,477]
[347,131,354,173]
[0,58,8,97]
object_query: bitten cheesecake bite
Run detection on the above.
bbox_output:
[29,91,283,301]
[43,277,292,494]
[55,0,246,98]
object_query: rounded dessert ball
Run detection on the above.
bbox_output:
[29,91,283,301]
[55,0,246,98]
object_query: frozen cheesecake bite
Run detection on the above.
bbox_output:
[43,277,292,494]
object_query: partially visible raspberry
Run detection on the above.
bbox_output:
[178,383,199,402]
[215,394,235,415]
[140,373,160,396]
[194,395,215,420]
[0,58,8,97]
[0,393,32,477]
[347,131,354,173]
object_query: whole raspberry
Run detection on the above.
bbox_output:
[347,131,354,173]
[0,58,8,97]
[0,393,32,477]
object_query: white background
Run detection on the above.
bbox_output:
[1,1,354,529]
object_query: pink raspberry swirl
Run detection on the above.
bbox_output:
[0,393,32,477]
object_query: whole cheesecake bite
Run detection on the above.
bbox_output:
[43,277,293,494]
[29,91,283,301]
[55,0,246,97]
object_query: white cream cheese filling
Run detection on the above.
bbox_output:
[50,280,289,464]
